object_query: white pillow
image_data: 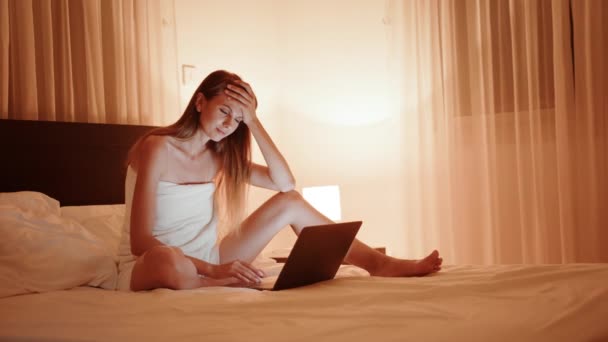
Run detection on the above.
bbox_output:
[61,204,125,254]
[0,206,117,298]
[0,191,60,216]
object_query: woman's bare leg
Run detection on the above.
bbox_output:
[220,191,442,277]
[130,246,238,291]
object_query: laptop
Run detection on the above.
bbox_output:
[253,221,362,291]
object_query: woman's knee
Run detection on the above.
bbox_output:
[273,190,304,207]
[135,246,195,290]
[142,246,180,266]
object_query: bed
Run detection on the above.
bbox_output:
[1,119,607,342]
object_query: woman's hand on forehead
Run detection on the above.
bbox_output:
[225,80,258,124]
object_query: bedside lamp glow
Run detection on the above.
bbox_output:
[302,185,342,221]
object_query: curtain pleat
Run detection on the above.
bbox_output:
[82,0,106,122]
[9,0,38,120]
[0,0,9,116]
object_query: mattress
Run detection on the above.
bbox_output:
[1,263,607,342]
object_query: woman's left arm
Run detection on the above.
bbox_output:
[225,80,295,192]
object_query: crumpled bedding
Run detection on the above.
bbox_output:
[1,263,607,342]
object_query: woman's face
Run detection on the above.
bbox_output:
[196,92,243,142]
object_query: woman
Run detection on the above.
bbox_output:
[117,70,443,291]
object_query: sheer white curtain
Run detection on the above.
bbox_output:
[0,0,179,125]
[388,0,607,264]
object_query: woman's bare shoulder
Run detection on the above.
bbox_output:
[131,135,169,174]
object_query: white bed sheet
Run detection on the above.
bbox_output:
[1,264,607,342]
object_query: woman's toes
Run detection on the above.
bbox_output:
[424,250,439,263]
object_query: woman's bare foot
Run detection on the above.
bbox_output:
[370,250,443,277]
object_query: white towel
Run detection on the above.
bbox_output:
[117,166,220,267]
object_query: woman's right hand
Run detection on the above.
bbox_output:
[210,260,265,284]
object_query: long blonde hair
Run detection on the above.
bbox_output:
[127,70,252,236]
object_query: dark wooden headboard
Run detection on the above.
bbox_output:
[0,119,156,206]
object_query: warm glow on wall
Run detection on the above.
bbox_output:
[302,185,342,221]
[282,72,392,127]
[276,0,394,127]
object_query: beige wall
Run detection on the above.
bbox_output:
[174,0,411,258]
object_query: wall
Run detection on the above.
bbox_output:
[174,0,411,258]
